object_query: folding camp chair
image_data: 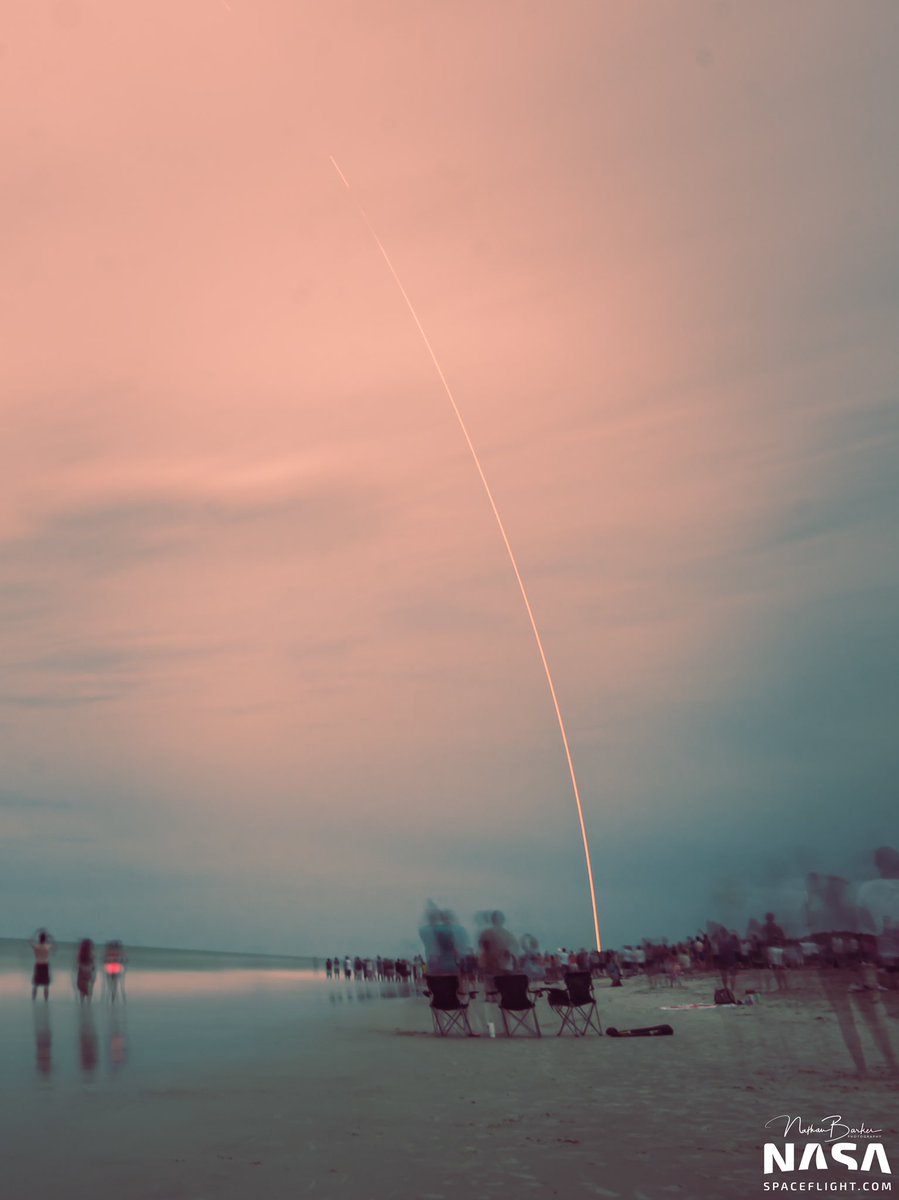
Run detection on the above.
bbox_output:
[424,975,477,1037]
[487,974,542,1037]
[547,970,602,1036]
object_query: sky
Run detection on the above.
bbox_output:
[1,1,897,956]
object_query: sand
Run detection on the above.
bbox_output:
[1,968,896,1200]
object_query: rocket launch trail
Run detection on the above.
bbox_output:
[330,155,602,949]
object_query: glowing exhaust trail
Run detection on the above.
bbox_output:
[330,156,601,950]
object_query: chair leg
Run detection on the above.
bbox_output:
[501,1008,541,1037]
[513,1009,541,1037]
[433,1007,474,1036]
[574,1003,602,1035]
[555,1007,577,1036]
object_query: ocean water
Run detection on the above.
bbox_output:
[0,938,413,1093]
[0,936,318,979]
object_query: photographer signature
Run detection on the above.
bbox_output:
[765,1115,882,1143]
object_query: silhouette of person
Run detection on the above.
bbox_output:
[75,939,96,1002]
[103,940,127,1002]
[30,929,55,1002]
[858,847,899,937]
[478,911,519,978]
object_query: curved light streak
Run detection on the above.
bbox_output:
[330,156,602,950]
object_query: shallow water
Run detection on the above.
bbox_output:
[0,936,317,977]
[1,941,414,1093]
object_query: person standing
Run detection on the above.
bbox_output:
[75,939,96,1002]
[478,911,519,979]
[715,930,740,996]
[103,940,127,1002]
[30,929,55,1001]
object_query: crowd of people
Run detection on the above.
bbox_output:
[400,846,899,992]
[322,845,898,999]
[323,917,897,997]
[405,907,799,992]
[29,930,128,1003]
[324,954,420,983]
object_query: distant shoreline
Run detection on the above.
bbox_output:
[0,937,318,972]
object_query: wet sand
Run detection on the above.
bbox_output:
[1,969,896,1199]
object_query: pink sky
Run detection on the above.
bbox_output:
[2,2,897,953]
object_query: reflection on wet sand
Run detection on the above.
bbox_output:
[78,1006,98,1075]
[33,1005,52,1077]
[109,1009,127,1071]
[17,971,424,1088]
[327,980,416,1004]
[31,1003,129,1081]
[93,968,317,998]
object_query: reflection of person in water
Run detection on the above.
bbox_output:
[79,1005,99,1074]
[30,929,55,1002]
[108,1008,127,1071]
[33,1004,52,1077]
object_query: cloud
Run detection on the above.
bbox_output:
[2,474,384,577]
[0,790,69,812]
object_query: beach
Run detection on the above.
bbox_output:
[1,949,896,1200]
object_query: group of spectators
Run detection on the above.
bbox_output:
[324,954,420,983]
[29,930,128,1002]
[322,846,899,993]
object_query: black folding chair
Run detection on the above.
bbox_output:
[547,970,602,1036]
[424,974,477,1037]
[487,974,542,1037]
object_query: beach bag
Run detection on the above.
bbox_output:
[607,1024,673,1038]
[714,987,736,1005]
